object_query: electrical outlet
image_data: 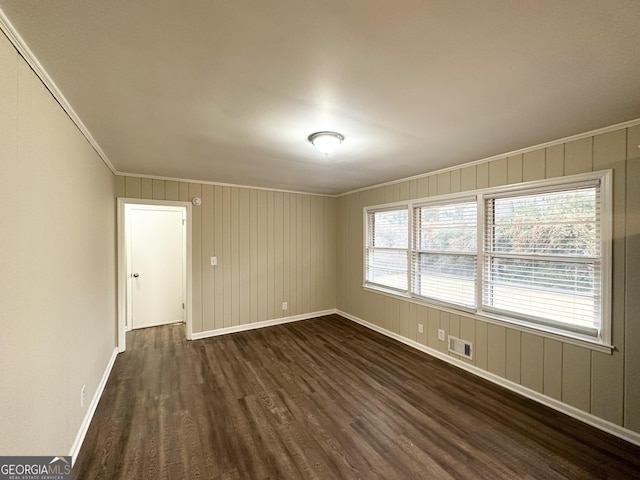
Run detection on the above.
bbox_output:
[438,329,445,341]
[418,323,424,334]
[210,256,217,266]
[80,385,86,408]
[282,301,288,311]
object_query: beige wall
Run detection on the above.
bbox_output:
[0,31,116,455]
[337,124,640,434]
[116,177,336,333]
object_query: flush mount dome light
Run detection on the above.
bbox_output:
[307,131,345,156]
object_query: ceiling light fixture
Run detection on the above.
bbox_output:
[307,131,345,156]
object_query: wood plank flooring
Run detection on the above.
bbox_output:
[73,314,640,479]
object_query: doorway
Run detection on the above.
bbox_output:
[117,198,193,351]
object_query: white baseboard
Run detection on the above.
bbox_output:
[190,310,336,340]
[337,309,640,448]
[69,347,119,464]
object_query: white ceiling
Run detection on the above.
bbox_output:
[1,1,639,195]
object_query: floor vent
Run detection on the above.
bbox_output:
[448,336,473,360]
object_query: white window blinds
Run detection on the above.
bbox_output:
[483,185,601,336]
[412,200,477,308]
[363,171,610,346]
[365,208,409,291]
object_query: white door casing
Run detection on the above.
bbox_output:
[117,198,193,352]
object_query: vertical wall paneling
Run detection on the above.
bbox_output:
[476,162,489,188]
[450,169,461,193]
[189,183,203,332]
[475,321,488,370]
[487,324,506,377]
[448,314,460,359]
[257,190,268,321]
[545,144,564,178]
[301,195,311,313]
[290,194,299,315]
[214,187,224,328]
[543,338,563,400]
[115,176,125,197]
[238,189,251,325]
[125,177,141,198]
[428,176,438,196]
[408,303,418,342]
[384,185,394,203]
[408,179,418,200]
[625,158,640,431]
[249,189,259,324]
[165,180,179,201]
[283,194,291,315]
[627,125,640,160]
[399,180,411,200]
[222,187,232,328]
[152,179,164,200]
[505,330,521,383]
[141,178,153,198]
[427,308,440,350]
[507,155,523,184]
[438,311,450,354]
[310,196,319,312]
[201,185,214,332]
[489,158,508,187]
[459,316,476,365]
[564,137,593,175]
[416,177,429,197]
[522,150,545,182]
[460,166,477,192]
[437,172,451,196]
[520,333,544,393]
[179,182,189,202]
[274,193,284,319]
[230,188,240,326]
[562,344,591,411]
[591,129,626,424]
[267,192,276,320]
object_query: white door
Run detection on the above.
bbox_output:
[128,206,185,329]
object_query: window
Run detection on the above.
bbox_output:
[483,185,602,337]
[412,200,477,308]
[365,207,409,291]
[363,171,611,347]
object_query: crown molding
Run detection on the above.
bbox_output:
[0,8,117,174]
[339,118,640,197]
[116,172,336,197]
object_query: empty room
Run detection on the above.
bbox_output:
[2,1,640,479]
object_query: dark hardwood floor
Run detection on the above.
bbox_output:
[73,314,640,479]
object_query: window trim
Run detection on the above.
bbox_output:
[362,170,613,351]
[363,204,410,294]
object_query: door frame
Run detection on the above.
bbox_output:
[117,198,193,352]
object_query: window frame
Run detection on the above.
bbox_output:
[411,197,479,309]
[363,204,411,294]
[362,170,612,351]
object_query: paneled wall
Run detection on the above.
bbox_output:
[0,32,116,454]
[116,177,336,333]
[337,125,640,435]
